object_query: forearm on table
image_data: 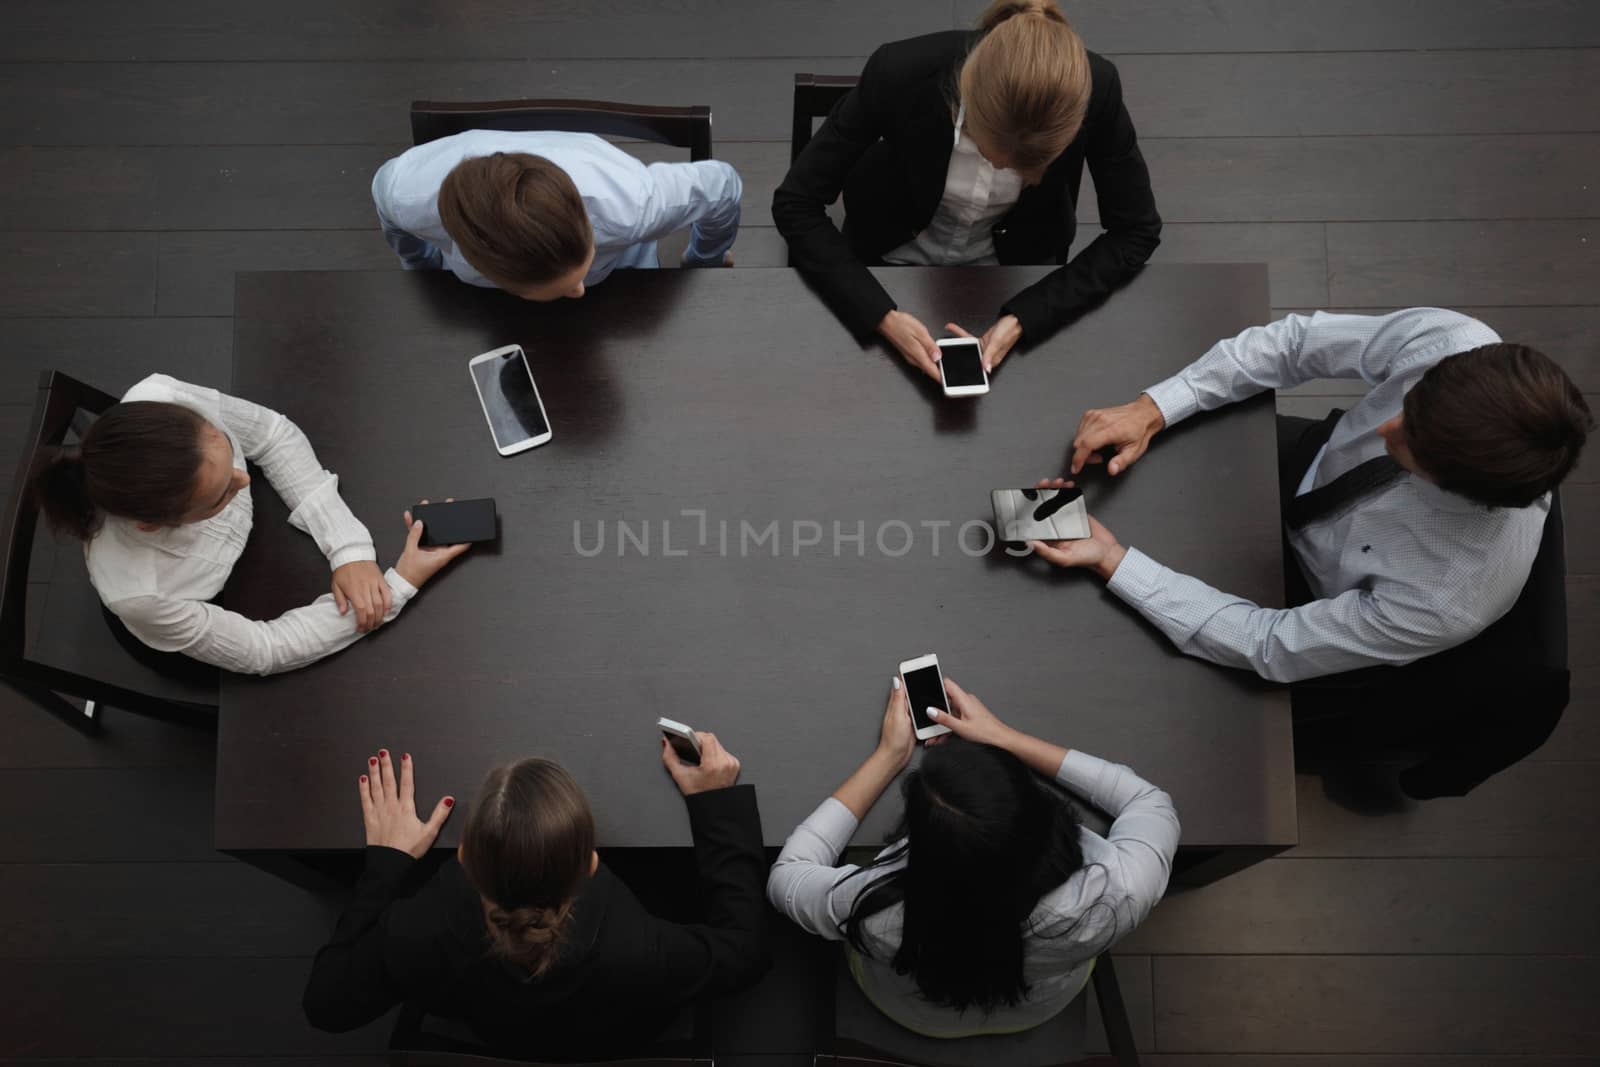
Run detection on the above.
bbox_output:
[177,569,416,675]
[831,748,902,821]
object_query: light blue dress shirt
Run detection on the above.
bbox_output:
[371,130,742,290]
[1113,308,1549,683]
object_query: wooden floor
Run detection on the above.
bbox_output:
[2,1,1598,1062]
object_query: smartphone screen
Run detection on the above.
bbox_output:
[902,664,950,732]
[939,340,986,388]
[471,349,549,450]
[412,498,497,547]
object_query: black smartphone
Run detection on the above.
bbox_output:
[410,498,498,547]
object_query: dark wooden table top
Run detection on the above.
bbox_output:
[217,264,1295,852]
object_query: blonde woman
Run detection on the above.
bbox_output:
[773,0,1161,384]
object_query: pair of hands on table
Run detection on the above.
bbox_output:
[354,734,745,857]
[877,310,1023,383]
[1027,392,1168,580]
[331,498,473,633]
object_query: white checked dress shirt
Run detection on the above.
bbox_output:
[372,130,742,289]
[1107,308,1549,683]
[768,749,1179,1038]
[883,103,1023,266]
[85,375,416,676]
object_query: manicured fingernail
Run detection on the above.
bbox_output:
[927,707,941,718]
[443,797,455,808]
[891,677,901,690]
[369,757,378,766]
[378,749,388,758]
[402,753,410,761]
[360,775,368,783]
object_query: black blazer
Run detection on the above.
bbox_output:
[302,784,769,1059]
[773,31,1161,344]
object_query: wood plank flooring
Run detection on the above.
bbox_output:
[0,1,1595,1061]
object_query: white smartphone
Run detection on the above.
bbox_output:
[657,717,702,765]
[937,337,989,397]
[468,344,553,456]
[898,653,952,741]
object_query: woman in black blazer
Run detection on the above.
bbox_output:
[302,738,769,1058]
[773,0,1161,383]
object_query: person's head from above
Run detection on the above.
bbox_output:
[438,151,597,301]
[959,0,1091,184]
[457,757,598,978]
[31,401,250,541]
[845,738,1092,1013]
[1377,343,1593,508]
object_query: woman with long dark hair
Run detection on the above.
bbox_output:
[302,734,769,1057]
[27,374,468,675]
[769,675,1179,1036]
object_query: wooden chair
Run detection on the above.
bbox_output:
[0,371,218,734]
[791,73,860,164]
[818,952,1140,1067]
[388,1000,708,1066]
[410,98,713,160]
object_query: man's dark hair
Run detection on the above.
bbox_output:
[438,152,593,289]
[1403,343,1592,508]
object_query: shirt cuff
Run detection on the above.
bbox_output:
[328,543,379,570]
[384,568,419,604]
[1104,546,1168,606]
[1143,376,1199,428]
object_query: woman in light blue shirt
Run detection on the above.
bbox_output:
[768,674,1180,1038]
[372,130,742,299]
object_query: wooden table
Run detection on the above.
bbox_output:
[218,264,1295,885]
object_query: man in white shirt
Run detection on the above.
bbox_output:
[372,130,742,300]
[1027,309,1592,793]
[1037,308,1590,679]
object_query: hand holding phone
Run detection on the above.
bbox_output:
[395,502,472,590]
[659,727,741,796]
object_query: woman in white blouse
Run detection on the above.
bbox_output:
[29,374,468,676]
[768,674,1180,1038]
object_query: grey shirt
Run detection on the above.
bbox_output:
[767,750,1180,1037]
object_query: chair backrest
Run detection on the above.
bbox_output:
[389,1002,708,1066]
[791,73,859,164]
[823,951,1141,1067]
[410,99,713,161]
[0,370,217,719]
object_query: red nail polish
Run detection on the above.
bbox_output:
[402,753,410,761]
[369,757,377,766]
[443,797,454,808]
[378,749,388,758]
[360,775,368,783]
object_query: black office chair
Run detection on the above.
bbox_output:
[818,952,1139,1067]
[791,73,860,164]
[0,371,218,735]
[388,1000,708,1066]
[411,98,713,160]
